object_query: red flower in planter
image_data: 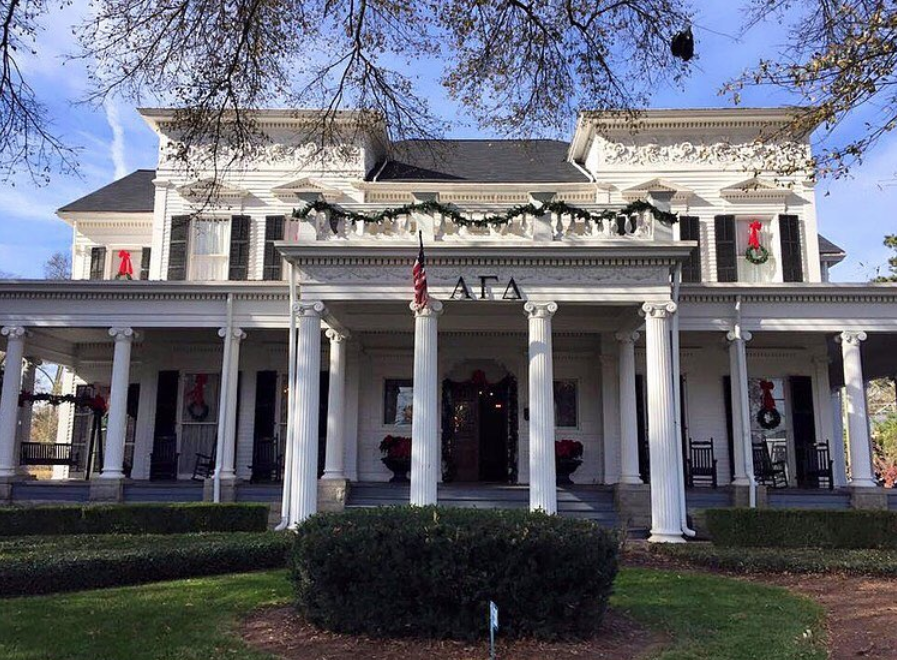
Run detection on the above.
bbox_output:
[380,435,412,460]
[555,439,584,460]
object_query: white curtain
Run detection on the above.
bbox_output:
[190,219,229,280]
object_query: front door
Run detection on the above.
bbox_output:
[790,375,818,488]
[442,375,517,483]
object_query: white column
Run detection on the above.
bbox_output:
[839,331,876,487]
[643,302,684,543]
[216,327,245,480]
[726,330,754,485]
[525,301,558,514]
[322,329,348,480]
[288,301,325,526]
[0,326,27,478]
[831,389,849,487]
[101,327,136,479]
[616,331,642,484]
[410,299,443,506]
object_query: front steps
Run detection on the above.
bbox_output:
[347,482,619,527]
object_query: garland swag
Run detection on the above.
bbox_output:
[292,199,678,230]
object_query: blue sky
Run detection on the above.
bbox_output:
[0,1,894,281]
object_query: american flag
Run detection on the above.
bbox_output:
[413,231,429,307]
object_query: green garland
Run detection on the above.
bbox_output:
[291,198,677,230]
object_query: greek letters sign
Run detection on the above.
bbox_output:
[450,275,524,301]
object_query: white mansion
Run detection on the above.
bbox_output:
[1,107,896,542]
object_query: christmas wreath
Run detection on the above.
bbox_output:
[756,380,782,430]
[185,374,210,422]
[745,220,769,265]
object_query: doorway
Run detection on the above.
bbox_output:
[442,374,518,483]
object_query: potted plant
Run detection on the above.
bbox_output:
[555,439,584,485]
[380,435,412,482]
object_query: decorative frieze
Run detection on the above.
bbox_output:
[600,137,811,171]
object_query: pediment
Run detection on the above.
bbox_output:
[176,178,249,202]
[621,178,694,202]
[271,177,342,201]
[720,177,790,200]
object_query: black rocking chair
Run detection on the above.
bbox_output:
[752,443,789,488]
[192,446,216,481]
[686,438,718,488]
[149,435,179,481]
[249,437,282,483]
[803,442,835,490]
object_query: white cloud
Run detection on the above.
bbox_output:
[104,101,128,179]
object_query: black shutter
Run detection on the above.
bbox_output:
[679,215,702,283]
[779,214,804,282]
[139,247,152,280]
[263,215,285,281]
[228,215,251,281]
[714,215,737,282]
[89,247,106,280]
[167,216,190,281]
[635,373,649,484]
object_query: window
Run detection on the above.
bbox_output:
[178,373,220,474]
[735,217,776,283]
[748,377,790,475]
[554,380,578,428]
[189,219,230,280]
[89,247,107,280]
[383,379,413,425]
[140,247,152,280]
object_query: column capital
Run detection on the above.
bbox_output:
[217,327,247,342]
[725,329,753,343]
[293,301,327,318]
[410,299,444,317]
[615,330,640,344]
[641,301,677,318]
[23,357,43,368]
[838,330,867,346]
[523,301,558,319]
[325,328,349,342]
[1,326,26,340]
[108,327,137,341]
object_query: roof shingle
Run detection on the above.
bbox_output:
[58,170,156,213]
[370,140,587,183]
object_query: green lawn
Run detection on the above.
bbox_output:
[0,568,826,660]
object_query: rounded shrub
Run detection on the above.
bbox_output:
[291,506,620,640]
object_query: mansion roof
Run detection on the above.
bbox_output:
[58,169,156,214]
[370,139,588,183]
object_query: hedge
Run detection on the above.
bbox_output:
[0,503,268,537]
[706,508,897,549]
[0,532,291,596]
[291,506,620,640]
[655,543,897,577]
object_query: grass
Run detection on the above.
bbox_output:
[0,568,826,660]
[613,568,826,660]
[654,542,897,577]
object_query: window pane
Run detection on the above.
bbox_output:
[383,379,413,425]
[736,218,776,283]
[554,380,578,427]
[193,219,228,256]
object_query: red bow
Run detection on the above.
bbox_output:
[748,221,762,250]
[759,380,776,411]
[187,374,208,406]
[118,250,134,278]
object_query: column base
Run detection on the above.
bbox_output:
[318,478,350,513]
[0,475,18,503]
[647,531,686,544]
[849,478,880,489]
[618,475,644,486]
[89,478,125,502]
[614,483,651,531]
[202,476,240,502]
[732,484,767,508]
[851,487,887,510]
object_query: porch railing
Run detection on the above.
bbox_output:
[20,442,80,466]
